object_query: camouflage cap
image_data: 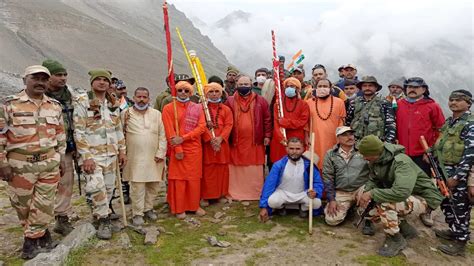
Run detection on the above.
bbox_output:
[357,75,382,91]
[166,74,195,85]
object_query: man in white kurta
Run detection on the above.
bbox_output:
[122,87,167,226]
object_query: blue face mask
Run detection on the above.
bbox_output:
[406,98,417,103]
[285,87,297,98]
[237,86,252,96]
[208,98,221,103]
[177,97,190,103]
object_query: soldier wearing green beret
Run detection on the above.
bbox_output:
[356,135,444,257]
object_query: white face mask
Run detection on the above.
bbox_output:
[316,87,331,97]
[256,76,267,84]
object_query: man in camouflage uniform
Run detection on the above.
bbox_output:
[0,65,66,259]
[357,135,444,257]
[42,59,78,236]
[432,90,473,256]
[73,69,127,240]
[345,76,396,143]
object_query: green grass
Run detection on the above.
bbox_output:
[253,239,268,248]
[467,243,474,255]
[65,238,99,266]
[354,254,409,266]
[5,226,23,234]
[245,252,267,266]
[72,196,87,207]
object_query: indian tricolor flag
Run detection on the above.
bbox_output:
[119,96,129,110]
[287,49,305,73]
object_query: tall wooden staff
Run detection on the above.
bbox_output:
[271,30,287,141]
[163,1,179,134]
[308,131,315,234]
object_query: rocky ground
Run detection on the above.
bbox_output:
[0,180,472,266]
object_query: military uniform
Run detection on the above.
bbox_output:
[434,111,473,243]
[73,91,126,219]
[0,90,66,238]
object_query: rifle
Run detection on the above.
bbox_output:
[355,200,375,228]
[420,136,460,223]
[271,30,287,141]
[72,153,82,195]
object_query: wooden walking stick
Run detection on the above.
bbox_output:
[116,159,128,227]
[308,131,315,235]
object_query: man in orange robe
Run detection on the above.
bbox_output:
[162,81,207,219]
[225,75,272,201]
[306,78,346,170]
[270,77,310,163]
[201,82,233,206]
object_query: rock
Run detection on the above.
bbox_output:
[210,218,222,224]
[217,229,227,236]
[207,236,219,246]
[241,201,250,207]
[24,223,96,266]
[184,217,201,227]
[222,206,230,211]
[401,247,417,259]
[222,216,233,223]
[429,247,438,252]
[127,224,146,235]
[0,260,4,266]
[323,230,336,236]
[95,240,109,249]
[0,214,19,225]
[157,226,166,233]
[144,227,160,245]
[214,212,225,219]
[217,241,231,248]
[120,233,132,249]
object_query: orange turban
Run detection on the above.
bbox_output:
[283,77,302,90]
[176,81,194,94]
[204,82,223,95]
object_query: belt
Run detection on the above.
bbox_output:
[8,150,57,163]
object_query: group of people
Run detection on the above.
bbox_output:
[0,59,472,260]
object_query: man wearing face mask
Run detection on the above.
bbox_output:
[259,137,323,222]
[122,87,166,226]
[345,76,396,143]
[201,82,234,207]
[306,78,346,170]
[162,81,207,219]
[269,77,309,163]
[225,75,272,201]
[253,67,269,94]
[306,64,347,102]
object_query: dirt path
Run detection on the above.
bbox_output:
[0,181,472,265]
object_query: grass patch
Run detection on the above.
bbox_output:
[5,226,23,234]
[245,252,267,266]
[467,243,474,255]
[253,239,268,248]
[0,255,24,266]
[72,196,87,207]
[65,238,98,266]
[338,249,350,256]
[354,254,408,266]
[345,243,357,249]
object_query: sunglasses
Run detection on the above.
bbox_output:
[177,89,190,93]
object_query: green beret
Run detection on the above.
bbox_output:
[88,69,112,84]
[358,135,384,156]
[42,59,67,75]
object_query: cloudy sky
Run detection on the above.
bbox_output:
[168,0,473,91]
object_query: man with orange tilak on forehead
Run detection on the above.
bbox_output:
[200,82,234,207]
[162,80,207,219]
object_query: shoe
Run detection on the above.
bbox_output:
[434,228,456,241]
[399,220,418,240]
[53,215,74,236]
[378,233,407,257]
[438,240,466,256]
[362,220,375,236]
[122,182,131,205]
[37,229,59,251]
[132,215,144,226]
[277,207,287,216]
[419,209,434,227]
[299,209,309,218]
[218,197,228,204]
[21,237,44,260]
[96,217,112,240]
[176,213,186,220]
[195,207,206,217]
[144,210,158,221]
[200,199,210,207]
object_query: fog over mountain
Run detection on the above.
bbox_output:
[0,0,230,97]
[182,0,473,108]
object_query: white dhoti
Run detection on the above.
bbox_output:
[268,189,321,210]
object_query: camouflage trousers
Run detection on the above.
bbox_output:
[54,152,73,216]
[7,153,60,238]
[366,196,427,235]
[441,182,471,241]
[83,156,117,218]
[325,186,365,226]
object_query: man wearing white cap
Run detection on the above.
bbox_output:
[322,126,372,231]
[0,65,66,259]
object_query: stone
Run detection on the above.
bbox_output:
[24,223,96,266]
[156,226,166,233]
[95,240,109,249]
[214,212,225,219]
[401,247,418,259]
[184,217,201,227]
[120,233,132,249]
[127,224,146,235]
[217,229,227,236]
[144,227,160,245]
[0,214,19,225]
[217,241,231,248]
[222,225,237,230]
[0,260,4,266]
[241,201,250,207]
[210,218,222,224]
[222,206,230,211]
[207,236,219,246]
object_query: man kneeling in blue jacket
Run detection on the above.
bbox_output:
[259,137,323,222]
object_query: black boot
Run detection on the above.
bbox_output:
[122,181,130,205]
[21,237,43,260]
[419,208,434,227]
[378,233,407,257]
[96,217,112,240]
[37,229,59,251]
[277,207,287,216]
[438,240,466,256]
[399,219,418,240]
[53,215,74,236]
[434,228,455,241]
[362,220,375,236]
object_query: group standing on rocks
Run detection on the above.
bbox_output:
[0,59,472,260]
